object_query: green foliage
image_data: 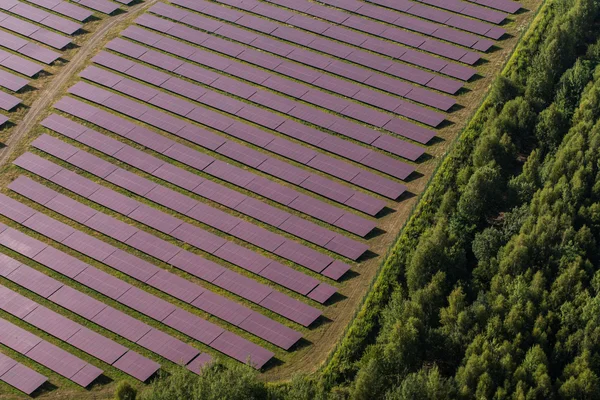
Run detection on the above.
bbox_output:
[139,361,269,400]
[115,381,137,400]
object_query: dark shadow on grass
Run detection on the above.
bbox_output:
[17,84,37,95]
[427,135,446,147]
[404,171,424,183]
[92,374,113,387]
[355,249,378,263]
[261,357,284,371]
[467,73,485,83]
[375,206,395,218]
[322,291,347,306]
[0,121,16,132]
[111,8,128,16]
[288,337,313,353]
[415,152,434,163]
[32,381,58,398]
[446,103,463,114]
[337,269,359,284]
[365,227,386,240]
[308,314,332,330]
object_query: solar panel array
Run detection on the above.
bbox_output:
[0,0,141,130]
[0,0,524,394]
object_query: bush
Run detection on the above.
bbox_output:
[115,381,137,400]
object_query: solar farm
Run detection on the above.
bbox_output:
[0,0,536,396]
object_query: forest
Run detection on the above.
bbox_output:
[114,0,600,398]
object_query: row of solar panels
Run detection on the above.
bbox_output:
[103,36,426,163]
[0,211,276,368]
[38,114,358,275]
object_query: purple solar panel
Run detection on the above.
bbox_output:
[0,188,36,224]
[13,152,62,180]
[0,68,28,91]
[258,261,320,295]
[278,215,335,247]
[23,306,81,341]
[8,175,57,205]
[86,213,139,243]
[62,230,116,262]
[26,341,100,386]
[48,285,107,320]
[169,250,227,283]
[334,211,376,239]
[0,317,42,353]
[106,169,157,197]
[213,269,273,304]
[0,355,47,394]
[260,291,322,327]
[104,249,160,282]
[70,363,104,387]
[0,227,47,258]
[162,307,224,344]
[239,312,302,350]
[0,253,21,277]
[210,331,274,369]
[137,329,200,365]
[321,260,353,281]
[67,328,128,364]
[274,240,333,273]
[92,307,152,342]
[23,212,75,243]
[74,267,132,300]
[0,285,39,318]
[0,90,21,110]
[129,205,183,235]
[146,269,205,303]
[45,192,97,225]
[213,242,269,274]
[118,287,177,321]
[77,0,119,14]
[234,197,290,227]
[228,221,285,253]
[307,282,338,304]
[112,350,161,382]
[7,264,62,298]
[89,187,140,216]
[191,290,253,326]
[125,231,181,263]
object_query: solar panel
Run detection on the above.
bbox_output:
[112,350,160,382]
[118,287,177,321]
[7,264,62,298]
[48,285,107,320]
[67,328,128,364]
[26,340,102,386]
[239,312,302,350]
[23,306,81,341]
[92,307,152,342]
[307,282,338,304]
[162,307,224,344]
[210,331,274,369]
[0,354,47,395]
[137,329,199,365]
[260,291,323,327]
[0,285,39,318]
